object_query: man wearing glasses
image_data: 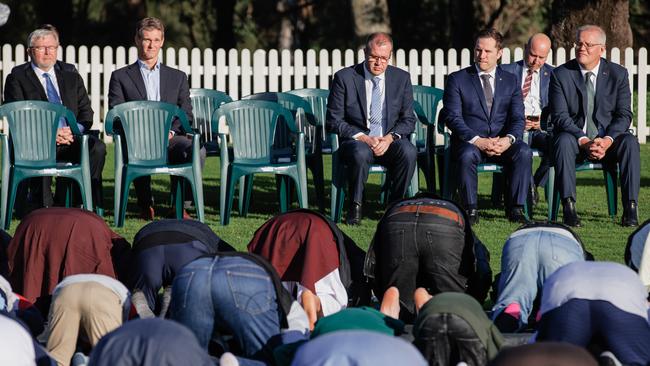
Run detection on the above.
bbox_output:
[326,32,416,225]
[550,25,640,227]
[3,26,106,214]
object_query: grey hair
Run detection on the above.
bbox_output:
[576,25,606,45]
[27,28,59,48]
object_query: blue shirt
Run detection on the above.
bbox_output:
[138,59,161,102]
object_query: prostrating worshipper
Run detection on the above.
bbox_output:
[290,330,427,366]
[491,222,591,332]
[87,318,213,366]
[6,208,131,314]
[247,209,367,329]
[128,219,234,318]
[0,314,54,366]
[170,252,310,364]
[413,290,505,366]
[44,274,131,366]
[366,194,492,322]
[536,261,650,365]
[488,342,598,366]
[625,219,650,290]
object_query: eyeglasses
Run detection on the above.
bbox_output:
[573,42,603,50]
[367,54,391,64]
[30,46,58,53]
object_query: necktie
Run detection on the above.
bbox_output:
[585,71,598,139]
[480,74,493,116]
[43,73,66,128]
[522,68,533,98]
[369,76,383,137]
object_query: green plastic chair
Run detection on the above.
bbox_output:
[189,88,232,155]
[547,162,617,221]
[105,101,204,227]
[0,101,93,229]
[412,85,444,193]
[329,133,419,223]
[213,100,308,225]
[241,92,325,212]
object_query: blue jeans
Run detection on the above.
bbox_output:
[491,229,584,329]
[170,256,282,363]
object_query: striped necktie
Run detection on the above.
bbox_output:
[522,68,533,98]
[369,76,383,136]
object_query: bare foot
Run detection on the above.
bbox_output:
[300,288,322,331]
[414,288,433,313]
[380,287,401,319]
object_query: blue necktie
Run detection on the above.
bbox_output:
[43,73,66,128]
[369,76,383,137]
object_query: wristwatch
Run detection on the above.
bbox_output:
[390,132,401,141]
[508,135,515,144]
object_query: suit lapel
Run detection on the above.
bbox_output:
[25,67,48,100]
[159,65,169,103]
[570,64,588,126]
[353,63,368,121]
[492,68,507,121]
[514,61,524,86]
[470,67,490,118]
[126,62,147,100]
[54,68,70,108]
[540,64,551,107]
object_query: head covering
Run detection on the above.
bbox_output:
[540,261,648,320]
[414,292,504,359]
[290,330,427,366]
[248,210,343,293]
[489,342,597,366]
[88,318,213,366]
[0,315,36,366]
[311,306,404,337]
[626,219,650,290]
[7,208,129,309]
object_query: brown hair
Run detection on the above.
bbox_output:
[475,28,504,50]
[135,17,165,40]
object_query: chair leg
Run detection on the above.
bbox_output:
[308,153,326,212]
[192,167,205,223]
[117,176,133,228]
[175,179,184,220]
[330,159,345,223]
[222,171,239,226]
[604,169,618,218]
[4,175,20,230]
[240,175,254,216]
[547,166,555,221]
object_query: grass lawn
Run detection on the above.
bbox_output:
[5,144,649,272]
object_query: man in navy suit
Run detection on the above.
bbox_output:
[550,25,640,227]
[108,17,206,220]
[442,29,532,224]
[501,33,554,204]
[3,25,106,214]
[326,32,416,225]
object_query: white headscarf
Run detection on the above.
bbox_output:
[0,275,18,312]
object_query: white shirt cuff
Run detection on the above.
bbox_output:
[469,136,480,144]
[352,132,364,140]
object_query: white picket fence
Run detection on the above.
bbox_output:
[0,44,648,143]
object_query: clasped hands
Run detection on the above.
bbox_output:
[360,134,394,156]
[580,137,612,160]
[55,127,74,145]
[474,136,512,156]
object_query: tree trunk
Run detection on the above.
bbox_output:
[551,0,633,49]
[351,0,391,45]
[214,0,236,49]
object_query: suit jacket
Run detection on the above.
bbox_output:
[501,60,553,124]
[549,58,632,140]
[3,61,93,130]
[443,65,525,143]
[108,62,193,134]
[326,63,415,139]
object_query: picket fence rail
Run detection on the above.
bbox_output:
[0,45,647,143]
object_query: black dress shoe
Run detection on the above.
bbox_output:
[622,200,639,227]
[346,202,362,226]
[508,206,529,224]
[466,208,479,226]
[562,198,581,227]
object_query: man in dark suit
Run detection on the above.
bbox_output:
[108,17,206,220]
[550,25,640,227]
[501,33,554,204]
[3,26,106,213]
[442,28,532,225]
[326,32,417,225]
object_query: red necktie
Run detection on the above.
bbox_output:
[522,68,533,98]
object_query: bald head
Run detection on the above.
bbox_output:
[524,33,551,71]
